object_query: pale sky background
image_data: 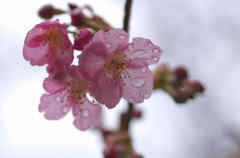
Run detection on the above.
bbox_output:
[1,0,240,158]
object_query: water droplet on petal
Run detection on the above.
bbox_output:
[56,96,61,102]
[148,42,153,47]
[153,57,158,62]
[142,67,147,72]
[83,110,89,117]
[153,49,159,53]
[128,45,133,51]
[131,79,145,88]
[136,50,145,55]
[131,50,145,59]
[62,107,68,113]
[119,35,125,39]
[106,43,111,48]
[144,93,150,99]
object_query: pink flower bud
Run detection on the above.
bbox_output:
[174,66,188,80]
[73,29,92,51]
[132,109,142,118]
[38,4,55,19]
[38,4,65,19]
[71,8,85,26]
[191,81,205,93]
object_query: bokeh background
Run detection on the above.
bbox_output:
[1,0,240,157]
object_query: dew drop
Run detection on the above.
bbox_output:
[153,49,159,53]
[153,57,158,62]
[83,110,89,117]
[62,107,68,113]
[136,50,145,55]
[131,79,145,88]
[119,35,125,39]
[56,96,61,102]
[144,93,150,99]
[131,50,145,58]
[142,67,147,73]
[128,45,133,51]
[106,43,111,48]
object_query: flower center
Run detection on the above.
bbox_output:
[67,79,89,103]
[43,26,64,53]
[44,27,61,43]
[104,53,128,79]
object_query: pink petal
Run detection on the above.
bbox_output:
[124,38,162,67]
[96,29,129,54]
[51,23,74,66]
[39,89,71,120]
[121,67,153,104]
[69,65,87,80]
[73,98,102,131]
[23,43,49,66]
[43,77,66,94]
[47,65,83,84]
[53,44,73,67]
[23,26,49,65]
[23,20,73,67]
[44,65,89,96]
[90,70,122,108]
[79,42,106,80]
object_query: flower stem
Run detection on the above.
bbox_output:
[119,0,134,131]
[123,0,133,33]
[120,103,134,131]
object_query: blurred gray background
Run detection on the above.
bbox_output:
[0,0,240,157]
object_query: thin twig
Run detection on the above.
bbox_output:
[120,103,134,131]
[123,0,133,33]
[119,0,134,131]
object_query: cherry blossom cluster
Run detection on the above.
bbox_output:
[21,2,208,158]
[154,64,204,103]
[23,17,162,130]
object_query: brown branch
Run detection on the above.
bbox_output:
[123,0,133,33]
[119,0,134,131]
[119,103,134,131]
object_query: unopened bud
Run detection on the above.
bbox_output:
[153,64,173,89]
[38,4,54,19]
[73,29,92,51]
[174,66,188,81]
[191,81,205,93]
[71,8,85,26]
[38,4,65,19]
[132,109,142,118]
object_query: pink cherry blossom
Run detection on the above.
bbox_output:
[78,29,162,108]
[73,29,92,51]
[40,66,102,131]
[23,20,73,67]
